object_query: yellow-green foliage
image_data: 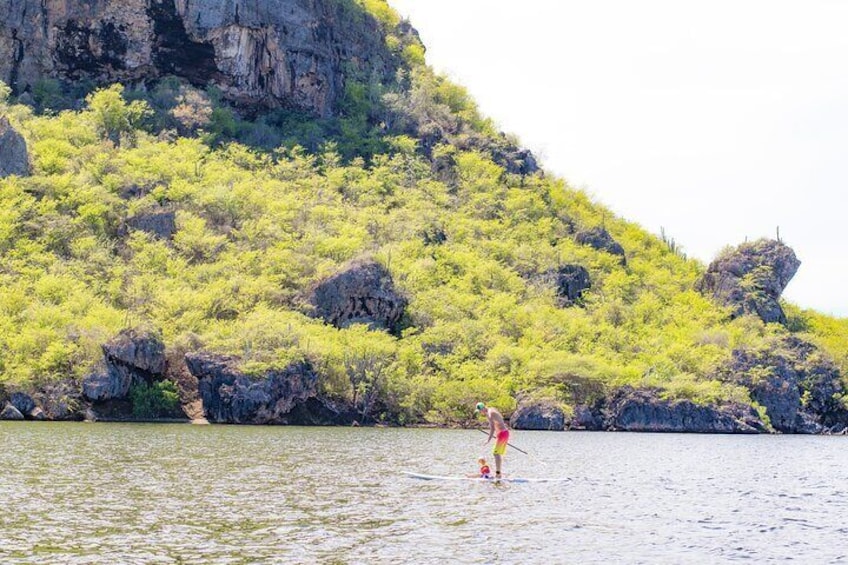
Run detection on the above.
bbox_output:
[784,304,848,376]
[355,0,400,28]
[1,85,846,424]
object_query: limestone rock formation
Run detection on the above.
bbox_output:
[552,264,591,306]
[185,352,323,424]
[717,336,848,434]
[575,227,626,265]
[82,328,167,401]
[32,382,85,420]
[0,115,30,177]
[0,0,395,116]
[310,260,407,334]
[0,402,24,420]
[81,372,112,402]
[604,387,766,433]
[510,401,566,431]
[9,392,35,418]
[696,239,800,325]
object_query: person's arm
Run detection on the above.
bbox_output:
[487,417,495,443]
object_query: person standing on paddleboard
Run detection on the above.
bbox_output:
[476,402,509,479]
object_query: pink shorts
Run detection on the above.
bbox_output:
[493,429,509,456]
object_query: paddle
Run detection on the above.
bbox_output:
[477,428,554,468]
[476,428,533,457]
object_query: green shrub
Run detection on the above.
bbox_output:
[129,380,181,419]
[0,81,10,105]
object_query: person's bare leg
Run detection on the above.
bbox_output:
[494,454,502,476]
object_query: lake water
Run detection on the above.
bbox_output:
[1,423,847,564]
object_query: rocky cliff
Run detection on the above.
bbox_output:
[0,0,396,116]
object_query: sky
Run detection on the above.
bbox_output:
[388,0,848,318]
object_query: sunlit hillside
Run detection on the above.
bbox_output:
[1,0,846,426]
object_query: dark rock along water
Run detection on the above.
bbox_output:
[1,423,847,564]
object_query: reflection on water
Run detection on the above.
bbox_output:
[1,422,847,564]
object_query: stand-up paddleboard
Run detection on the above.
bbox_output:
[404,472,568,484]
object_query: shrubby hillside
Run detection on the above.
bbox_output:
[0,0,846,429]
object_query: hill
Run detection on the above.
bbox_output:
[1,0,847,431]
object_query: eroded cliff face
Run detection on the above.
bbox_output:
[0,0,395,115]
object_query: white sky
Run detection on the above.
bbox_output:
[388,0,848,318]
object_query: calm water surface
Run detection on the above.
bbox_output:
[1,422,847,564]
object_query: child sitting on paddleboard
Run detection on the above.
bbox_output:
[468,457,493,479]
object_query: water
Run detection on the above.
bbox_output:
[1,423,847,564]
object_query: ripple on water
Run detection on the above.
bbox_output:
[2,424,848,563]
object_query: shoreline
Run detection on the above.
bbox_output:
[2,418,847,435]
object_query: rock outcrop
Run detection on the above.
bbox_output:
[32,382,85,420]
[0,403,24,420]
[603,387,767,433]
[462,134,539,176]
[717,336,848,433]
[9,392,35,418]
[384,97,540,176]
[575,227,626,265]
[310,260,407,334]
[0,0,396,116]
[83,328,167,401]
[510,401,566,431]
[126,208,176,240]
[696,239,800,325]
[569,404,604,431]
[185,352,323,424]
[0,115,30,177]
[552,264,591,306]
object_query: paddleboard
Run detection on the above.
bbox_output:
[404,472,568,484]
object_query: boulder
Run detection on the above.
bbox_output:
[430,149,459,189]
[421,226,447,246]
[696,239,800,325]
[510,401,566,431]
[10,392,35,417]
[0,116,30,178]
[1,402,24,420]
[126,209,177,240]
[553,264,591,306]
[0,0,397,117]
[575,227,626,265]
[605,387,766,433]
[310,261,407,334]
[186,352,320,424]
[717,336,847,433]
[83,328,167,401]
